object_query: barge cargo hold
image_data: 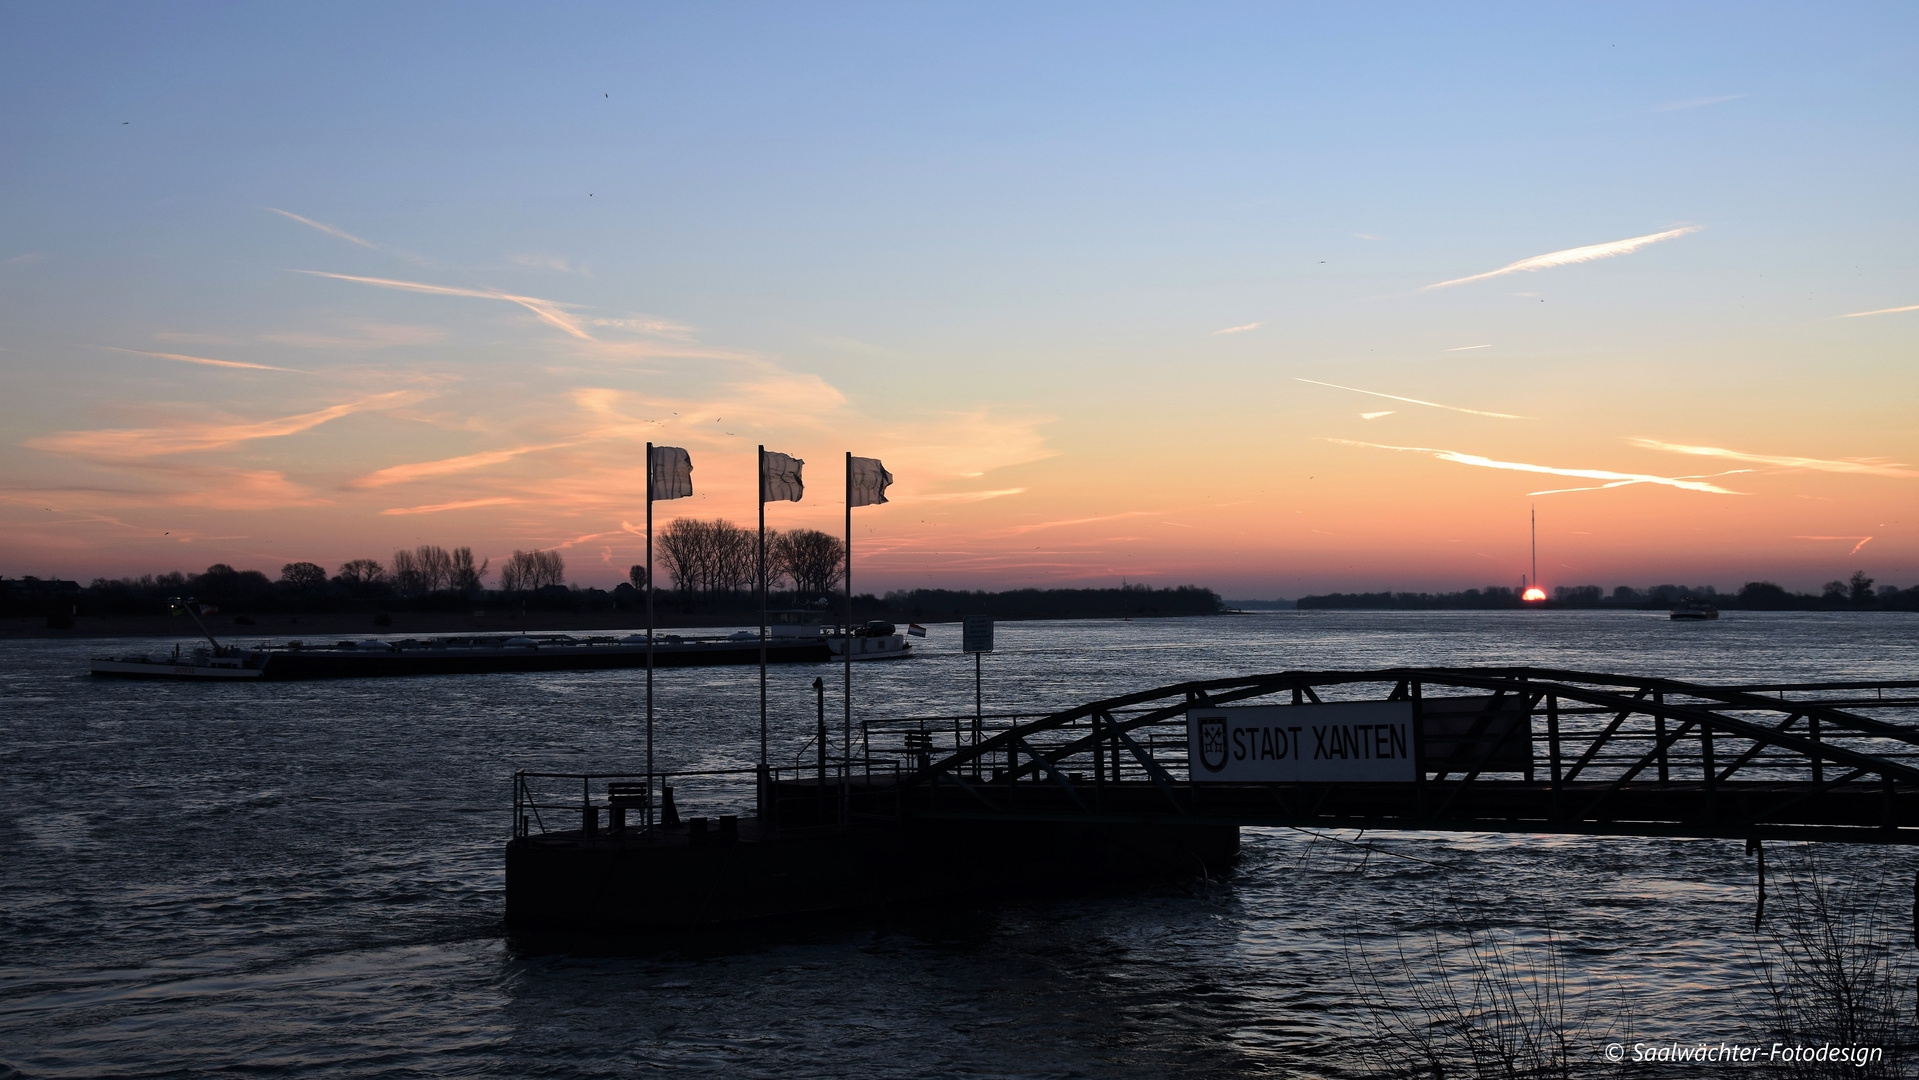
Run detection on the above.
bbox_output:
[91,633,835,680]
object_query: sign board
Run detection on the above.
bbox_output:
[1188,702,1416,783]
[961,614,994,654]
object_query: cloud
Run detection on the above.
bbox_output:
[267,208,375,248]
[259,323,447,349]
[1652,94,1747,113]
[1443,344,1490,352]
[1005,511,1161,535]
[1326,438,1747,495]
[1213,322,1262,335]
[101,346,302,373]
[1296,378,1527,419]
[1628,438,1918,478]
[1360,411,1395,420]
[26,391,423,460]
[589,316,697,340]
[295,271,593,340]
[381,496,520,516]
[905,488,1027,504]
[508,253,590,275]
[1421,226,1702,290]
[353,442,580,488]
[1839,303,1919,319]
[6,252,46,265]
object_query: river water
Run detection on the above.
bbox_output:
[3,610,1918,1077]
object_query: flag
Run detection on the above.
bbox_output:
[649,446,693,501]
[848,456,892,507]
[907,623,926,638]
[761,451,804,503]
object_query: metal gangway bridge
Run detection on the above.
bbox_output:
[516,667,1919,848]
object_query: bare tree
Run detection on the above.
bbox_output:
[776,528,845,600]
[658,518,706,599]
[413,545,454,591]
[499,549,564,592]
[279,561,327,591]
[390,549,423,594]
[334,559,385,595]
[451,547,488,591]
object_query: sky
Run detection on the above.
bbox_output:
[2,2,1915,597]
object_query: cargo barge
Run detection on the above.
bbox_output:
[90,605,910,681]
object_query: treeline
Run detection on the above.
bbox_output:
[878,584,1224,620]
[1298,571,1919,611]
[656,519,844,604]
[10,542,588,620]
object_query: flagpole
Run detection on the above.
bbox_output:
[645,441,655,830]
[842,450,852,825]
[758,445,768,776]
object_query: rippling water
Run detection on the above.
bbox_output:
[3,610,1917,1077]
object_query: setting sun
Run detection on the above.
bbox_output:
[1522,587,1547,602]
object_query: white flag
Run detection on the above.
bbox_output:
[849,456,892,507]
[761,451,804,503]
[649,446,693,501]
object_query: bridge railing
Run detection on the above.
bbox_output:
[874,668,1919,840]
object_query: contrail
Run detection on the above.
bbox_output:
[1296,379,1526,419]
[268,208,374,248]
[295,271,593,340]
[1326,438,1746,495]
[1629,438,1917,478]
[1422,226,1701,291]
[102,346,301,373]
[1840,303,1919,319]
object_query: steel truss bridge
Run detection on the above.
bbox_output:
[866,667,1919,845]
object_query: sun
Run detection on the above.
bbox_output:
[1522,587,1547,602]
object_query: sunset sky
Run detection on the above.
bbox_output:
[3,3,1915,597]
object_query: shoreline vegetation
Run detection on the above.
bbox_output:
[0,522,1228,636]
[1296,571,1919,612]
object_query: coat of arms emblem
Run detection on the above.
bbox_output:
[1196,715,1229,773]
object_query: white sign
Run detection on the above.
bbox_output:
[1188,702,1416,783]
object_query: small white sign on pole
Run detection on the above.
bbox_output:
[1188,701,1417,783]
[962,615,994,654]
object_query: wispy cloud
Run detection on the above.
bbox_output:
[508,252,590,275]
[589,316,697,340]
[1652,94,1747,113]
[1326,438,1747,495]
[1628,438,1919,478]
[381,497,520,516]
[102,346,302,373]
[1296,378,1527,419]
[1421,226,1702,291]
[1005,511,1160,535]
[26,391,423,460]
[6,252,46,265]
[1443,344,1490,352]
[1839,303,1919,319]
[268,208,374,248]
[907,488,1027,504]
[353,442,579,488]
[295,271,593,340]
[1360,411,1395,420]
[1793,535,1875,555]
[1213,322,1262,335]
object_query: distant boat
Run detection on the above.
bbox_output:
[1670,600,1720,621]
[771,608,913,662]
